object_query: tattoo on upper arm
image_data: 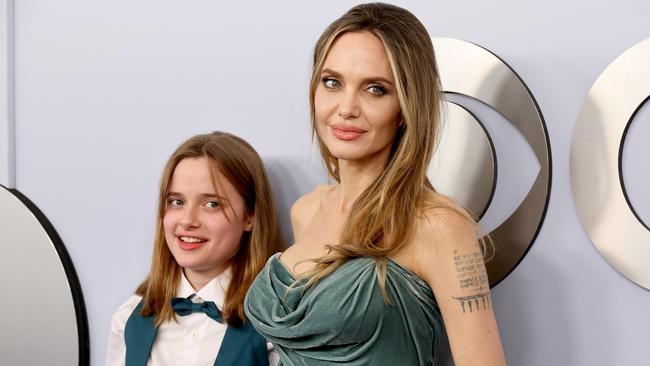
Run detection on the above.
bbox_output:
[452,251,491,313]
[453,293,491,313]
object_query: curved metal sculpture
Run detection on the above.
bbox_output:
[571,38,650,290]
[431,38,552,286]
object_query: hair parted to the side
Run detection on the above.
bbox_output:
[304,3,491,295]
[135,131,284,327]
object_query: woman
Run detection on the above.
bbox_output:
[245,3,506,365]
[107,132,283,365]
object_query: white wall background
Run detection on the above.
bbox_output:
[1,0,13,187]
[4,0,650,365]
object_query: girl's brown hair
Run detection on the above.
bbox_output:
[303,3,486,293]
[136,131,283,327]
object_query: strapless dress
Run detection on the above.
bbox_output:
[244,253,443,365]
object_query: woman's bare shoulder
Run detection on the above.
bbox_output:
[407,193,479,271]
[292,185,330,213]
[290,185,334,241]
[291,185,334,218]
[392,193,475,277]
[417,191,474,230]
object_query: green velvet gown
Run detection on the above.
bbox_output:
[245,254,443,365]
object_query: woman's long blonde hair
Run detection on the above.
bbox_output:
[136,131,283,327]
[304,3,482,293]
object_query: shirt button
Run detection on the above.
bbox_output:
[192,332,199,340]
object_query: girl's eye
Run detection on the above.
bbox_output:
[205,201,220,209]
[367,85,386,95]
[168,198,183,207]
[323,78,341,89]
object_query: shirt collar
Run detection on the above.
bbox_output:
[177,268,232,309]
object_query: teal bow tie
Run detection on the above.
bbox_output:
[171,296,223,323]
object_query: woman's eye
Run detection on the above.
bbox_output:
[367,85,386,95]
[323,78,341,89]
[205,201,220,209]
[168,198,183,207]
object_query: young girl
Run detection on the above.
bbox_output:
[107,132,283,366]
[245,3,506,366]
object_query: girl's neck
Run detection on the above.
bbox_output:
[183,264,229,292]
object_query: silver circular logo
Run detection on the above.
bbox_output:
[571,38,650,290]
[430,38,552,287]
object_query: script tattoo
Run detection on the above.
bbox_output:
[452,251,491,313]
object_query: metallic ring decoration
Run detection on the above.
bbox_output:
[571,38,650,290]
[431,38,552,287]
[429,101,497,220]
[0,185,89,365]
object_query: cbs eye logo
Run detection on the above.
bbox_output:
[571,38,650,290]
[428,38,551,287]
[430,37,650,290]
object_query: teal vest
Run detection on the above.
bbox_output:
[124,300,269,366]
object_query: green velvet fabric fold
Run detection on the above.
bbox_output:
[245,254,442,365]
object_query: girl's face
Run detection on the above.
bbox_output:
[163,157,252,283]
[315,31,401,163]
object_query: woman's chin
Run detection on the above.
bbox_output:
[326,146,367,161]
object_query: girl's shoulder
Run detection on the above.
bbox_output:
[106,295,145,364]
[109,294,144,333]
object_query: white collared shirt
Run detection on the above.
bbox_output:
[106,269,278,366]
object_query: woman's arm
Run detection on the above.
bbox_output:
[412,209,506,366]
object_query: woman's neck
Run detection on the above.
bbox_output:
[335,148,390,212]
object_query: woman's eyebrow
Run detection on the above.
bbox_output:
[321,68,394,86]
[362,76,394,86]
[320,68,342,77]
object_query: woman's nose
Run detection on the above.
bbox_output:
[337,90,361,119]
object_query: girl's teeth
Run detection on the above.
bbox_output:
[180,236,205,243]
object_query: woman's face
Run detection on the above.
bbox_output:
[163,157,251,282]
[315,31,401,163]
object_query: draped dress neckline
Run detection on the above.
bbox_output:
[245,253,443,365]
